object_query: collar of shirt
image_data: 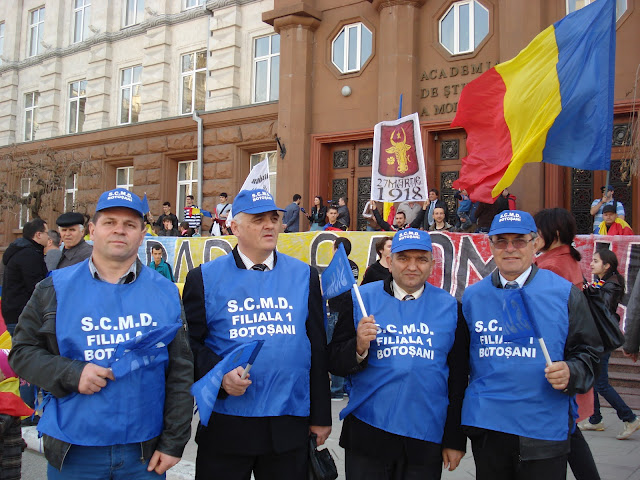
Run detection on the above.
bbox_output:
[237,247,275,271]
[391,280,425,301]
[88,257,137,284]
[499,265,532,289]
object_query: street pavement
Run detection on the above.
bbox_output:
[20,405,640,479]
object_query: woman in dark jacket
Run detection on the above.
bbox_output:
[361,236,392,285]
[307,196,327,231]
[579,248,640,440]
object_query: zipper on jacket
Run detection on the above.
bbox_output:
[140,443,145,464]
[59,443,72,470]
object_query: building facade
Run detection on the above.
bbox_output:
[0,0,637,247]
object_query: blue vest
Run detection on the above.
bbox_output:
[341,281,458,443]
[38,260,182,446]
[462,269,571,441]
[201,252,311,417]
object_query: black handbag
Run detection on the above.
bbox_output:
[308,433,338,480]
[582,282,625,353]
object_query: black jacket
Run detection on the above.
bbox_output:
[183,247,331,455]
[1,237,47,325]
[328,276,469,463]
[463,266,602,461]
[8,259,194,470]
[361,260,390,286]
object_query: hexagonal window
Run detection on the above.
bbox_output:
[332,22,373,74]
[567,0,627,21]
[439,1,489,55]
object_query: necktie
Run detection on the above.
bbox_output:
[251,264,268,271]
[504,281,519,289]
[403,294,415,301]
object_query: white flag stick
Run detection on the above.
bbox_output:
[537,338,553,368]
[352,283,368,318]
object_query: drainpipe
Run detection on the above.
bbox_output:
[192,110,203,209]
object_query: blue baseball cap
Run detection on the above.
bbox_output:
[232,189,285,215]
[391,228,432,254]
[95,188,145,217]
[489,210,537,236]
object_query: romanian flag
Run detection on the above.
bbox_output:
[452,0,615,202]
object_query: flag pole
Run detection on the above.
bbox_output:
[352,283,369,318]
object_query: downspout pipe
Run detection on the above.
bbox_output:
[192,109,203,210]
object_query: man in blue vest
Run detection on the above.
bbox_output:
[329,228,468,479]
[460,210,601,479]
[183,188,331,480]
[9,188,194,479]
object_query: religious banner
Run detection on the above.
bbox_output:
[371,113,428,203]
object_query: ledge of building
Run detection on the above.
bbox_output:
[262,3,322,26]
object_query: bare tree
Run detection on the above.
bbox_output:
[0,146,100,222]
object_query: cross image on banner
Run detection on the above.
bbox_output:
[502,289,542,342]
[321,243,354,300]
[191,340,264,427]
[371,113,428,203]
[109,323,181,379]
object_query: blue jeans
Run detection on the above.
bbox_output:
[326,312,344,395]
[47,444,165,479]
[590,352,636,424]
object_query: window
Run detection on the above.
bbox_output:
[64,173,77,211]
[120,66,142,124]
[177,160,199,217]
[184,0,204,9]
[123,0,144,27]
[68,80,87,134]
[439,1,489,55]
[116,167,134,190]
[567,0,627,21]
[180,51,206,115]
[252,34,280,103]
[0,23,5,66]
[331,23,372,74]
[24,92,39,141]
[28,7,45,57]
[73,0,91,43]
[19,178,30,228]
[250,151,277,198]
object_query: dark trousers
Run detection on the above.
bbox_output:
[568,428,600,480]
[345,448,443,480]
[0,416,23,480]
[195,445,308,480]
[470,430,567,480]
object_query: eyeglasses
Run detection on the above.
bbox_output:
[491,238,534,250]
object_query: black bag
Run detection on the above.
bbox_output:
[308,433,338,480]
[583,283,625,353]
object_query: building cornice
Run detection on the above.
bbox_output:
[0,0,260,75]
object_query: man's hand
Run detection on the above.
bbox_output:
[423,199,430,209]
[442,448,464,471]
[545,361,570,390]
[147,451,180,474]
[310,425,332,446]
[78,363,115,394]
[221,366,252,396]
[623,350,638,363]
[356,316,377,356]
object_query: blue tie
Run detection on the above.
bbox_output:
[504,281,519,289]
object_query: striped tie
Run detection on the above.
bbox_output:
[504,281,519,289]
[403,294,415,301]
[251,264,268,271]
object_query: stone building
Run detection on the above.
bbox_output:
[0,0,637,246]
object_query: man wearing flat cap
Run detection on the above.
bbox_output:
[460,210,602,479]
[55,212,92,269]
[596,204,634,235]
[329,228,468,479]
[10,188,193,479]
[590,185,625,234]
[183,188,331,479]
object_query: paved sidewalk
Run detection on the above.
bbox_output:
[22,404,640,479]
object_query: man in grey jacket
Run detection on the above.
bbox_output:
[9,188,193,479]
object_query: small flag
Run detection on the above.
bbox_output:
[141,194,150,215]
[109,323,181,379]
[502,289,542,341]
[321,243,354,301]
[201,209,213,218]
[191,340,264,427]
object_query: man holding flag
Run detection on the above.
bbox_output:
[183,188,331,479]
[328,228,469,479]
[460,211,601,479]
[9,188,194,478]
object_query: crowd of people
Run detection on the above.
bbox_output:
[0,185,638,480]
